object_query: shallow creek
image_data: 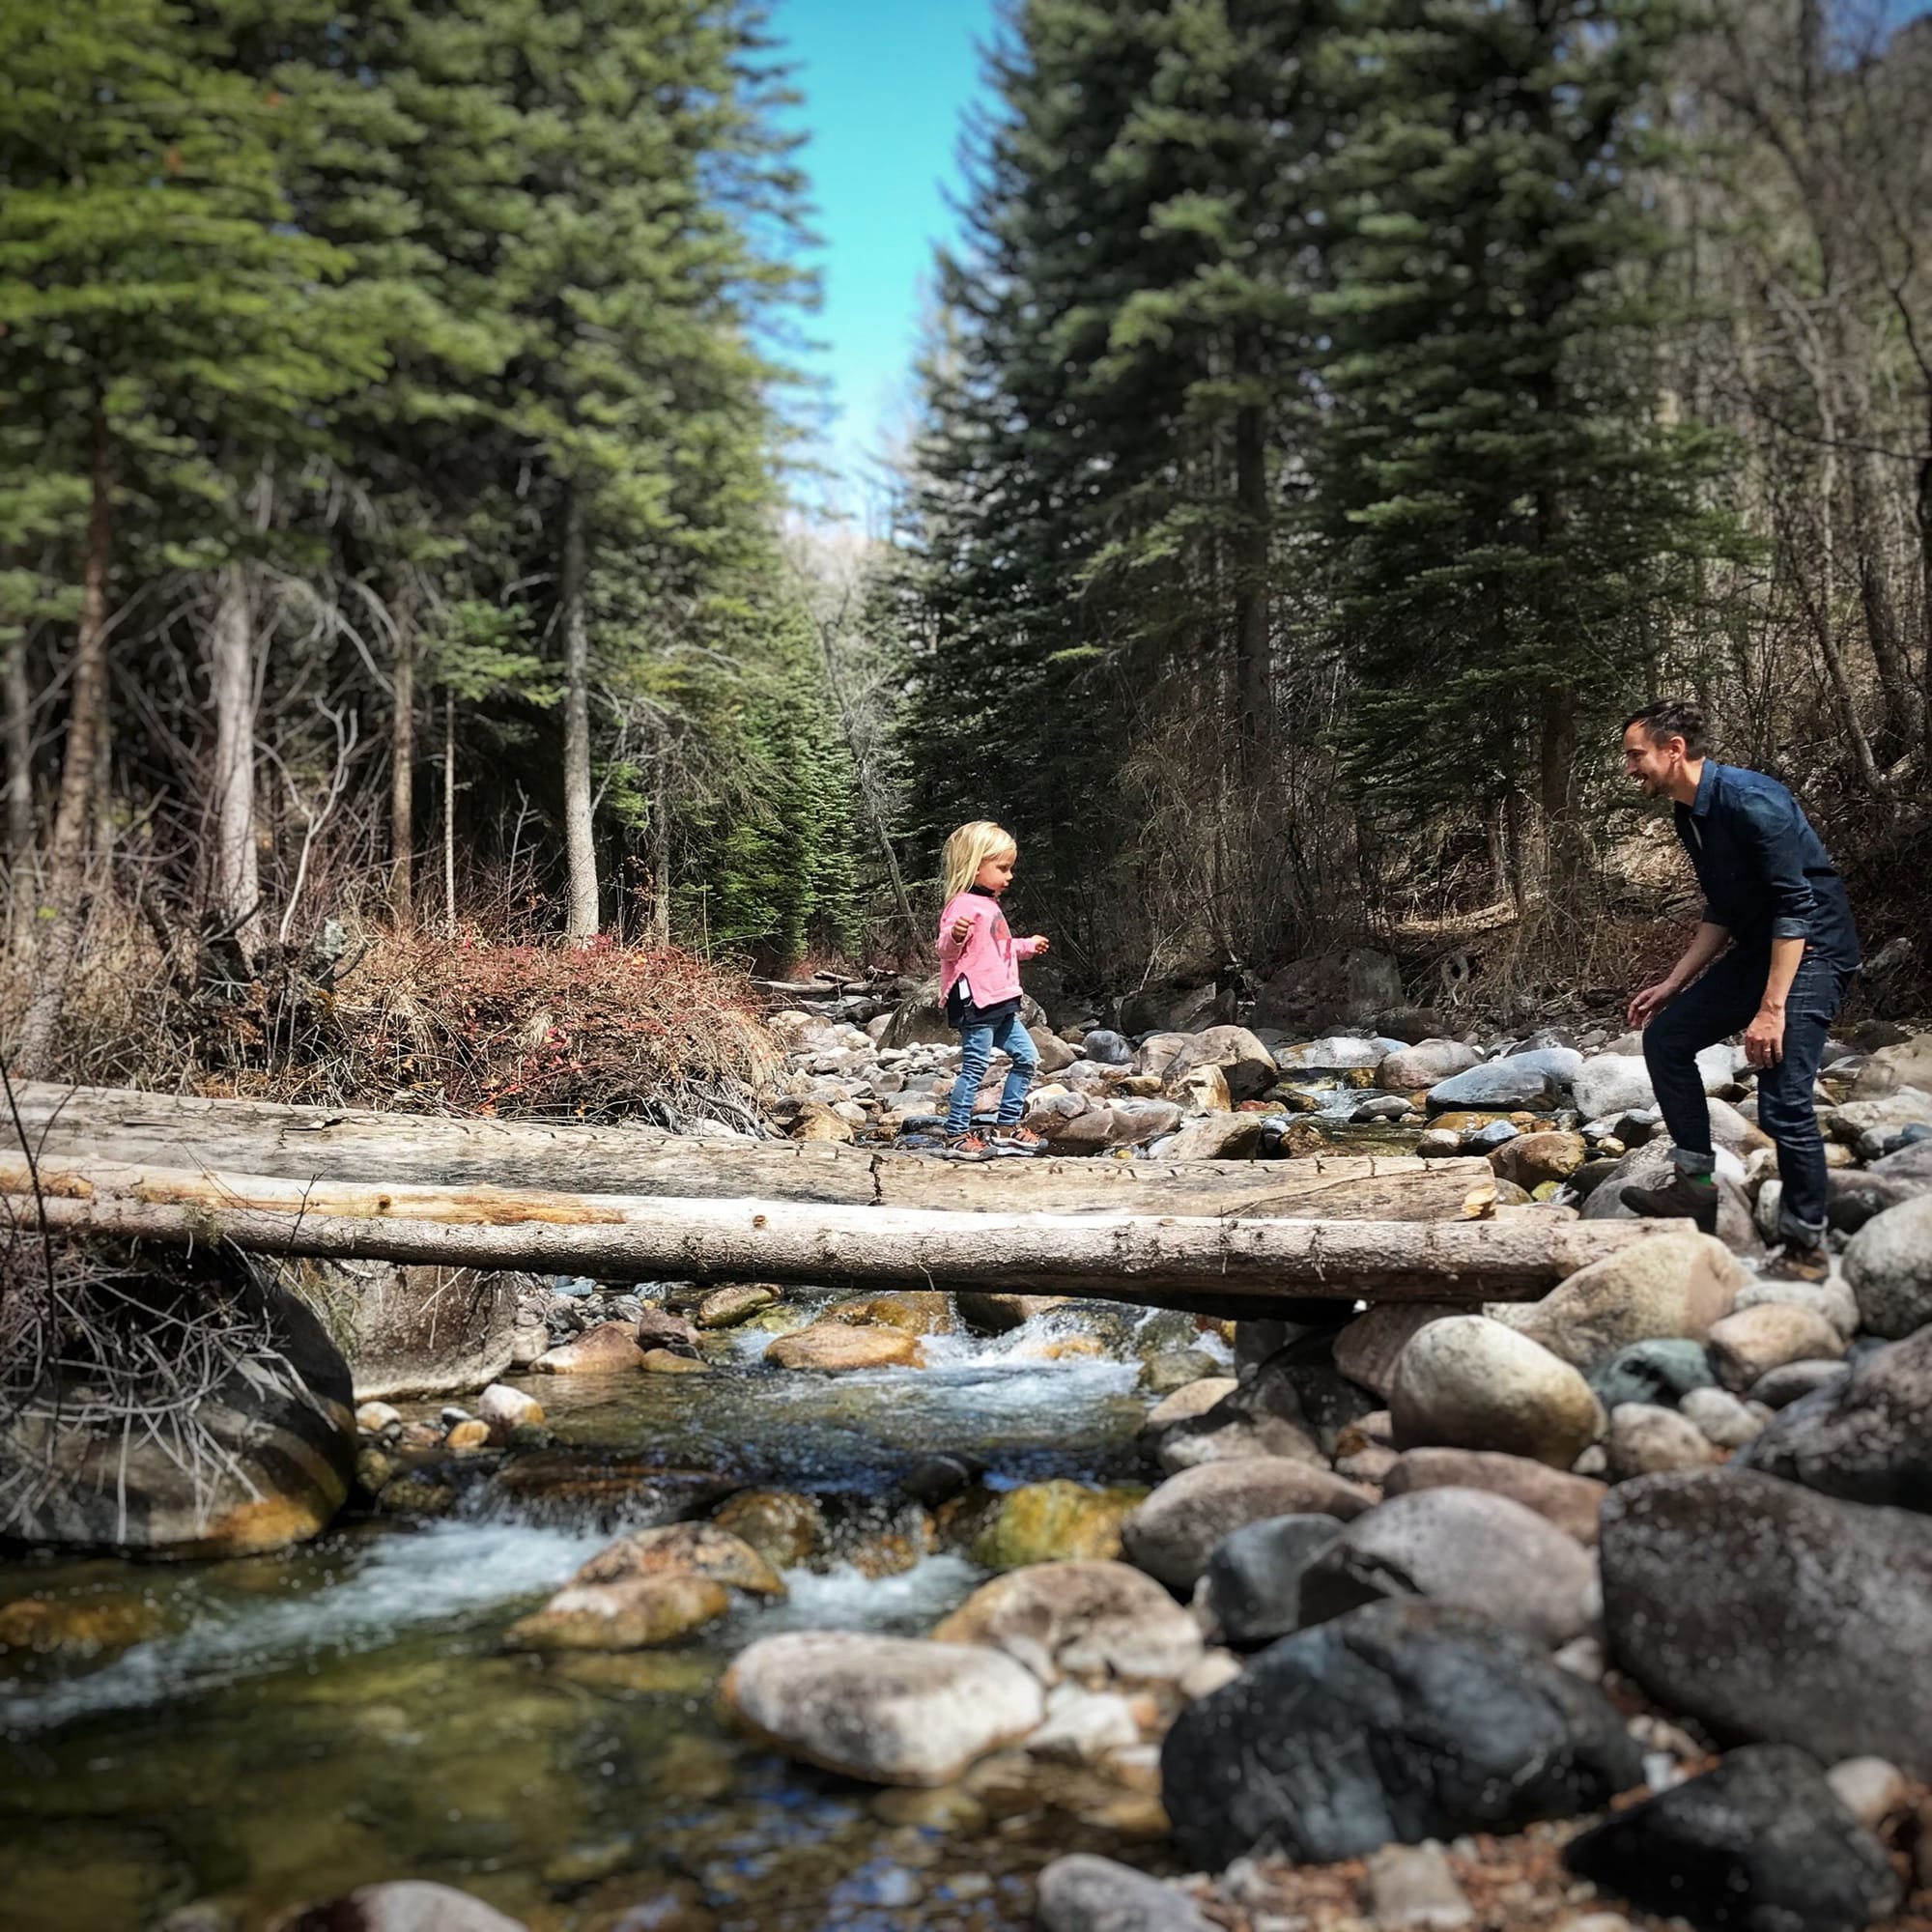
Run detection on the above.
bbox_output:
[0,1297,1209,1932]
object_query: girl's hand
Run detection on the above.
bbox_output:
[1030,935,1050,953]
[950,915,974,944]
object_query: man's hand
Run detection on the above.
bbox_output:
[949,915,973,944]
[1030,935,1050,954]
[1745,1005,1785,1067]
[1628,980,1677,1029]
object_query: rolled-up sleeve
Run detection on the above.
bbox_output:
[1735,794,1818,940]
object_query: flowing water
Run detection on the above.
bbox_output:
[0,1297,1212,1932]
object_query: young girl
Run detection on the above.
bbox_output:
[934,821,1051,1157]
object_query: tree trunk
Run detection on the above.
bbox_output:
[1847,439,1918,760]
[5,626,36,954]
[1232,337,1271,769]
[14,409,114,1079]
[1807,429,1884,796]
[5,1080,1496,1222]
[442,689,457,936]
[389,598,415,931]
[1537,684,1586,901]
[560,484,599,939]
[2,1155,1663,1310]
[209,564,262,957]
[814,612,917,938]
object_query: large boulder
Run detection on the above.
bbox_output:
[1380,1448,1605,1544]
[764,1324,923,1372]
[1426,1049,1580,1112]
[1389,1317,1605,1468]
[1491,1131,1587,1189]
[1163,1025,1279,1103]
[1706,1303,1845,1391]
[1198,1515,1348,1646]
[1378,1039,1480,1092]
[881,976,1044,1048]
[310,1260,526,1402]
[1159,1601,1641,1867]
[502,1571,729,1651]
[723,1632,1045,1786]
[1121,1459,1375,1592]
[1334,1303,1462,1399]
[930,1559,1204,1684]
[532,1321,645,1374]
[1736,1327,1932,1512]
[1600,1468,1932,1776]
[1565,1745,1901,1932]
[0,1247,355,1556]
[1298,1487,1599,1646]
[1843,1194,1932,1340]
[1251,950,1404,1032]
[1515,1232,1742,1373]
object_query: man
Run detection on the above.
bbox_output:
[1619,700,1861,1280]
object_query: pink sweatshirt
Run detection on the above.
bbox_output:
[937,891,1039,1009]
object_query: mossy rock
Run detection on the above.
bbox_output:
[968,1480,1149,1571]
[828,1292,957,1337]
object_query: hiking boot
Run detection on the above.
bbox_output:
[1760,1239,1830,1284]
[1620,1169,1719,1236]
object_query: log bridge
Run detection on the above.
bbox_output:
[2,1085,1660,1318]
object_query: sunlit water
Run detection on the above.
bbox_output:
[0,1294,1202,1931]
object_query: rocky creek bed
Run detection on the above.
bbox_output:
[7,986,1932,1932]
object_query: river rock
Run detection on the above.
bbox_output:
[1159,1601,1641,1867]
[1036,1855,1213,1932]
[723,1632,1046,1786]
[1707,1304,1846,1391]
[502,1571,730,1651]
[312,1260,528,1402]
[1600,1467,1932,1775]
[1733,1270,1859,1343]
[280,1881,529,1931]
[1736,1326,1931,1510]
[1578,1141,1757,1250]
[970,1481,1146,1570]
[1390,1317,1605,1467]
[532,1321,646,1374]
[635,1307,702,1352]
[954,1292,1071,1333]
[475,1383,544,1439]
[1427,1050,1579,1112]
[1159,1111,1265,1161]
[1121,1459,1375,1591]
[1334,1303,1461,1398]
[1165,1026,1279,1102]
[1380,1448,1606,1544]
[1515,1233,1741,1373]
[574,1520,784,1595]
[0,1248,356,1556]
[1082,1029,1132,1065]
[931,1559,1204,1684]
[1587,1338,1718,1411]
[1677,1385,1763,1449]
[696,1284,780,1328]
[1378,1039,1480,1091]
[1141,1377,1239,1439]
[713,1488,824,1568]
[1273,1035,1386,1074]
[1843,1195,1932,1339]
[1299,1487,1599,1646]
[764,1323,923,1372]
[1565,1745,1901,1932]
[1571,1057,1659,1122]
[1492,1131,1586,1188]
[1198,1515,1347,1645]
[1748,1358,1848,1409]
[1604,1402,1720,1481]
[830,1291,956,1336]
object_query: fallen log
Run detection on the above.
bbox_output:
[1,1156,1669,1315]
[7,1084,1494,1221]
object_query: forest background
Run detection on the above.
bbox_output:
[3,0,1930,1108]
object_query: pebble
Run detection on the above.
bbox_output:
[1825,1755,1909,1831]
[355,1402,401,1433]
[1366,1841,1473,1930]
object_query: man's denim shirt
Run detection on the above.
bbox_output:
[1672,762,1861,970]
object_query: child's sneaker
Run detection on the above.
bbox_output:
[988,1124,1049,1156]
[942,1132,993,1161]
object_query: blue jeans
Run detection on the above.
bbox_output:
[945,1010,1038,1135]
[1643,946,1850,1243]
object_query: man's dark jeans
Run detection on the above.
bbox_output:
[1642,946,1850,1244]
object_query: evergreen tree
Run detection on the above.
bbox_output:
[1316,0,1741,893]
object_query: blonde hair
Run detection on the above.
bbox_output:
[941,820,1017,903]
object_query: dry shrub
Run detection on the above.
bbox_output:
[217,930,779,1125]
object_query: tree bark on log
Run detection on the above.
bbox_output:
[0,1157,1666,1312]
[7,1084,1494,1222]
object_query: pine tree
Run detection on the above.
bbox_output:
[0,0,384,1070]
[1315,0,1742,895]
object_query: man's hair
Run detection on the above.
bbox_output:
[1623,700,1708,757]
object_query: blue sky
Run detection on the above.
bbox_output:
[773,0,996,514]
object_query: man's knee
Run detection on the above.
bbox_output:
[1756,1080,1817,1140]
